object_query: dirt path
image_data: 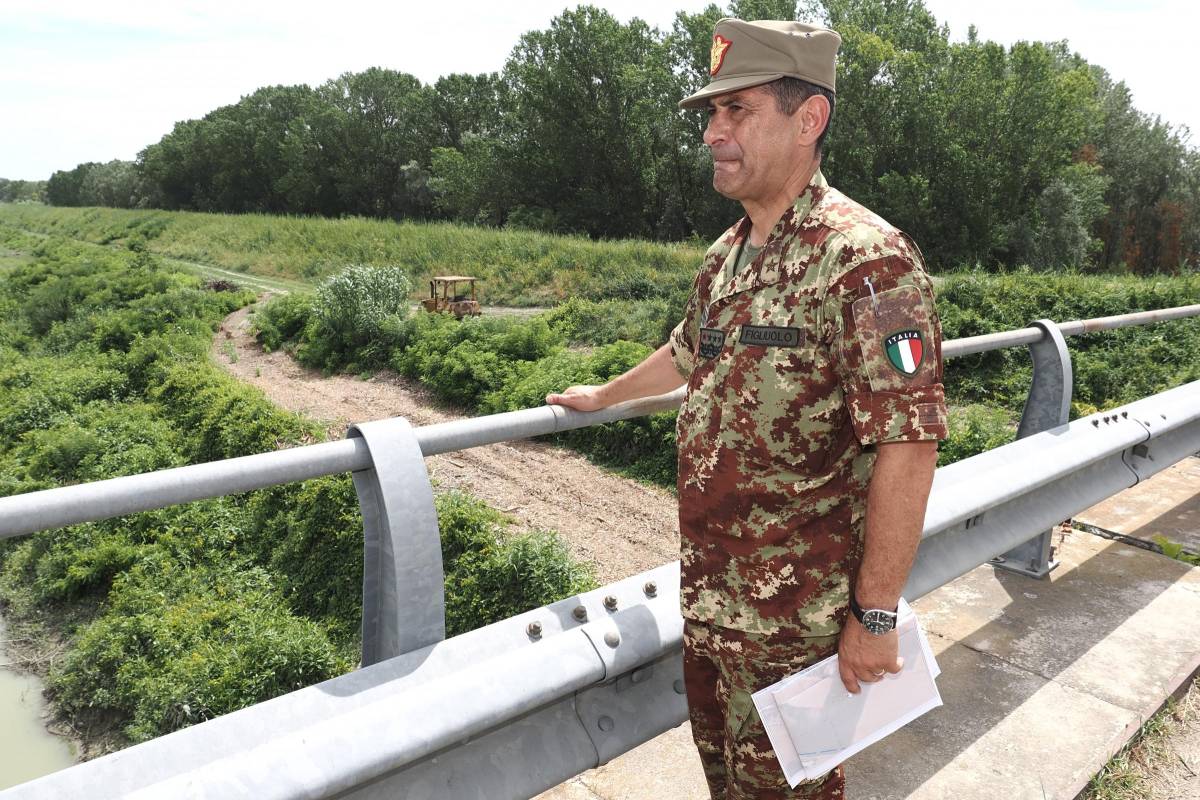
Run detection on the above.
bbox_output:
[211,305,679,583]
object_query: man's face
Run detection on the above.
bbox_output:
[703,85,806,203]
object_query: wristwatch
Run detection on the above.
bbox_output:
[850,593,898,636]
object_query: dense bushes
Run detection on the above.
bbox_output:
[0,230,595,747]
[48,558,342,743]
[253,261,1200,489]
[541,296,682,348]
[436,492,596,636]
[938,269,1200,413]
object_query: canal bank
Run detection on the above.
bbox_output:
[0,613,76,790]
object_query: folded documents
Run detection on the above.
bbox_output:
[751,599,942,787]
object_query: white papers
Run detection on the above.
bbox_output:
[750,599,942,787]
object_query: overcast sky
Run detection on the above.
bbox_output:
[2,0,1196,181]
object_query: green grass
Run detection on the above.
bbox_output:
[0,203,703,306]
[1082,678,1200,800]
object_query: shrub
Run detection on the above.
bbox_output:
[253,292,314,352]
[151,364,316,462]
[938,405,1018,466]
[0,354,129,439]
[394,315,565,407]
[16,402,182,483]
[540,296,681,348]
[437,492,596,636]
[245,477,364,641]
[49,558,342,742]
[306,264,413,370]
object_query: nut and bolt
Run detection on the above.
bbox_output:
[526,621,543,639]
[643,581,658,597]
[604,630,621,648]
[597,716,615,732]
[603,595,618,611]
[673,679,686,695]
[572,605,588,622]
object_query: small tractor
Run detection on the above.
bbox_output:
[421,276,482,319]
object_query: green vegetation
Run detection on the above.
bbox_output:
[1152,536,1200,567]
[0,228,595,745]
[1082,679,1200,800]
[39,1,1200,272]
[3,203,1196,482]
[244,255,1198,480]
[0,203,700,306]
[0,178,45,204]
[938,270,1200,414]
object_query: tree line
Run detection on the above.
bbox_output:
[40,0,1200,272]
[0,178,46,203]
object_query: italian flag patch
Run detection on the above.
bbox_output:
[884,330,924,376]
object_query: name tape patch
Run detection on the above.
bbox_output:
[739,325,804,348]
[698,328,726,359]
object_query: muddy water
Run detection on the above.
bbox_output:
[0,615,76,790]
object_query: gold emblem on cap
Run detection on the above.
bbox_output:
[710,34,731,76]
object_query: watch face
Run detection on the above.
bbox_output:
[862,610,896,635]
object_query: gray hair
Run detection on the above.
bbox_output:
[765,77,834,156]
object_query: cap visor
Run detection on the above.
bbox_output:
[677,72,785,109]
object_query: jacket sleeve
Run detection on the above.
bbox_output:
[821,254,948,445]
[668,278,704,378]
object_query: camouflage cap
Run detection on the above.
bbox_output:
[678,18,841,110]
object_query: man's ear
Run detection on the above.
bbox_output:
[797,94,831,148]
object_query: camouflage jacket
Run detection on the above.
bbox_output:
[668,169,948,638]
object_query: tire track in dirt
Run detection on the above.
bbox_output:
[211,304,680,583]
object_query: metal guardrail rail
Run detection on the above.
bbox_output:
[2,305,1200,799]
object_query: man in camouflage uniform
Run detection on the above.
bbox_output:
[547,17,945,800]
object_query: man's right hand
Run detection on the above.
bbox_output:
[545,385,608,412]
[544,344,686,413]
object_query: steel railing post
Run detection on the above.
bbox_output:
[992,319,1073,579]
[347,417,445,666]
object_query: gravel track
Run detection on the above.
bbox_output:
[211,304,680,583]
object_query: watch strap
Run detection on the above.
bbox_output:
[849,592,898,626]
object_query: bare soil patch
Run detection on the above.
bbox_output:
[211,304,680,583]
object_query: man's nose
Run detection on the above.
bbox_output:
[703,111,725,146]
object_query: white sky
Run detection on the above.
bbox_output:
[1,0,1196,181]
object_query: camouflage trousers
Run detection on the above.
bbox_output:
[683,619,845,800]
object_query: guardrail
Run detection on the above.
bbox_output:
[2,305,1200,799]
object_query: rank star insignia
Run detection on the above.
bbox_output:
[710,35,732,76]
[884,329,924,376]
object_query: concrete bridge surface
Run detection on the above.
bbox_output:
[538,456,1200,800]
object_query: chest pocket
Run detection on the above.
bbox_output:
[682,280,844,478]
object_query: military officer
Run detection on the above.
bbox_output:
[546,17,946,800]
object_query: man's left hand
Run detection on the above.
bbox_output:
[837,618,903,694]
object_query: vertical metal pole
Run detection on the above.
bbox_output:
[993,319,1072,579]
[347,417,445,666]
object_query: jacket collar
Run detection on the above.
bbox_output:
[707,169,829,306]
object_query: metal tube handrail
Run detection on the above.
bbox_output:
[942,302,1200,358]
[1,303,1198,538]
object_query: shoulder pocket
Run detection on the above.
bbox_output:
[849,284,938,392]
